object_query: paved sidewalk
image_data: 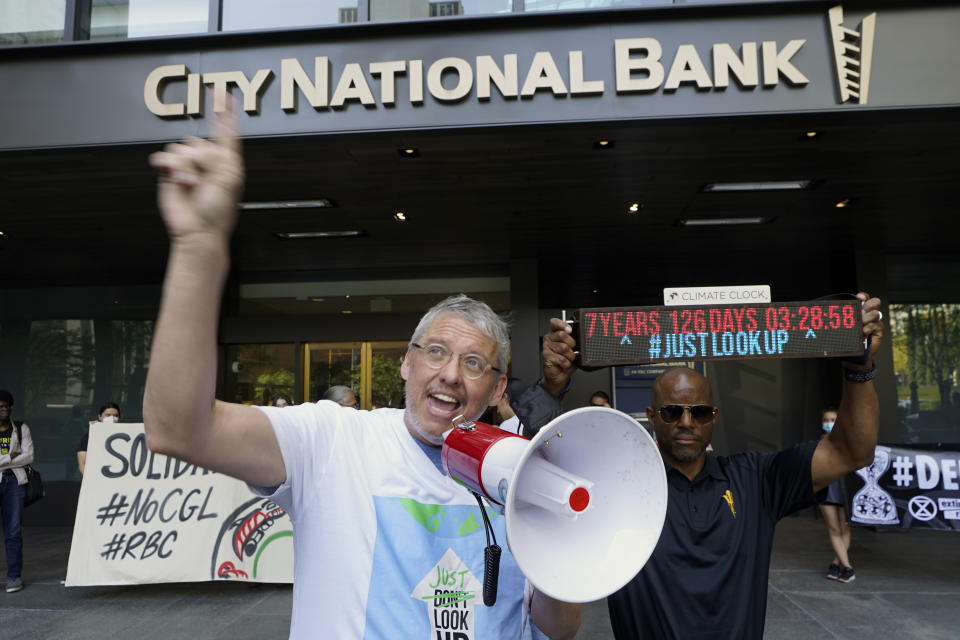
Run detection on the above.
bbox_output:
[1,517,957,639]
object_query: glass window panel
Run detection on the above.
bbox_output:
[223,344,297,406]
[109,320,154,423]
[305,342,362,404]
[523,0,671,12]
[89,0,208,40]
[370,0,512,21]
[24,319,96,481]
[370,342,408,409]
[20,318,157,480]
[0,0,65,46]
[890,303,960,444]
[222,0,360,31]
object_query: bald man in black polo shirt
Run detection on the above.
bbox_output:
[539,292,884,639]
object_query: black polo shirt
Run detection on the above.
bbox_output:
[608,440,822,640]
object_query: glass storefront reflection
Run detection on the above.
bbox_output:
[223,343,297,407]
[524,0,671,11]
[223,0,360,30]
[0,0,65,46]
[89,0,208,40]
[23,318,154,481]
[305,342,363,404]
[890,303,960,444]
[303,341,408,409]
[369,0,512,22]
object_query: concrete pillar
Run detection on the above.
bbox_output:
[855,250,898,443]
[509,259,540,385]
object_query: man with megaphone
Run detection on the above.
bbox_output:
[540,295,884,639]
[143,105,581,640]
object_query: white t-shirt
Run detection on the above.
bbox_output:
[254,401,542,640]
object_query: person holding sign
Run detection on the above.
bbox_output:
[539,296,883,639]
[77,402,120,476]
[143,106,580,640]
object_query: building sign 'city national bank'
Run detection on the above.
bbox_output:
[144,38,812,117]
[0,3,957,150]
[142,6,883,119]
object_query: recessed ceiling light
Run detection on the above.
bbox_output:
[594,139,615,149]
[341,309,353,314]
[311,297,326,302]
[804,131,820,139]
[240,198,335,210]
[627,202,642,214]
[398,147,420,158]
[273,230,364,239]
[702,180,813,192]
[345,294,351,299]
[835,198,851,208]
[678,216,774,226]
[592,289,598,294]
[0,231,5,236]
[393,211,407,222]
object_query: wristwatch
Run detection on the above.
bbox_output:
[842,362,877,383]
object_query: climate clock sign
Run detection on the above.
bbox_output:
[576,300,864,367]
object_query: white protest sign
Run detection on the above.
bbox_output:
[66,422,293,586]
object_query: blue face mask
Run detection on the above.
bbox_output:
[822,421,835,433]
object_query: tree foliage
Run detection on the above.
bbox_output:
[891,303,960,408]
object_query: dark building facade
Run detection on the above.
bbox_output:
[1,1,958,523]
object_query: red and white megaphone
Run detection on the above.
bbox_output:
[442,406,667,603]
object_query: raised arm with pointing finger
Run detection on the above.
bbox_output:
[143,107,285,488]
[142,110,580,640]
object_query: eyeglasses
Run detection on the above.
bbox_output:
[654,404,717,424]
[411,343,502,380]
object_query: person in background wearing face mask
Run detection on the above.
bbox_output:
[818,407,855,583]
[77,402,121,476]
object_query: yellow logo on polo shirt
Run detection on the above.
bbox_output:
[721,490,736,518]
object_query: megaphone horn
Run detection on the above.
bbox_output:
[442,417,594,519]
[441,407,667,604]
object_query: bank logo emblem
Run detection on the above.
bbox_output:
[828,5,877,104]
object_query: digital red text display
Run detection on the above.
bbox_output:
[576,301,863,366]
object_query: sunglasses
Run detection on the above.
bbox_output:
[654,404,717,424]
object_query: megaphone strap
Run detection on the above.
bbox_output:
[472,491,501,607]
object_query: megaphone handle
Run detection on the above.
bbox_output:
[483,545,502,607]
[472,491,501,607]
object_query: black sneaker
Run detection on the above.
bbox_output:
[837,566,856,583]
[826,563,841,580]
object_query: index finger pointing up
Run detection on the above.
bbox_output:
[211,93,242,154]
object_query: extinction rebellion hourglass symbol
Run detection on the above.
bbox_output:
[851,446,900,525]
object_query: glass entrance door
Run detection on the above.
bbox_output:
[304,341,408,409]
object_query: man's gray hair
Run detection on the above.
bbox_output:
[410,295,510,371]
[322,385,356,405]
